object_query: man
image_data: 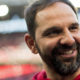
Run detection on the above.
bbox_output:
[24,0,80,80]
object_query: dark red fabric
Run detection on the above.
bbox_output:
[32,70,50,80]
[74,74,80,80]
[32,70,80,80]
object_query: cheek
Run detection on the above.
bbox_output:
[74,32,80,43]
[38,38,60,54]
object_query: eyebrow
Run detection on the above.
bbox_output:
[42,26,62,36]
[42,23,79,36]
[69,22,79,27]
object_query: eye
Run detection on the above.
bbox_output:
[69,26,79,32]
[42,26,63,38]
[43,30,62,37]
[69,23,79,32]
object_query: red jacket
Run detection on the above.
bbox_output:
[32,70,80,80]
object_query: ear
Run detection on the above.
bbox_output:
[25,33,38,54]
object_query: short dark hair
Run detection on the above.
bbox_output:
[24,0,77,39]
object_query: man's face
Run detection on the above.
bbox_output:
[35,2,80,75]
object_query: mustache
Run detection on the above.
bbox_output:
[57,43,77,50]
[51,42,78,55]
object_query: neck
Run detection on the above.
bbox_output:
[43,63,80,80]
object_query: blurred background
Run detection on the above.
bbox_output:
[0,0,80,80]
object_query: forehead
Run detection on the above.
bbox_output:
[35,2,77,27]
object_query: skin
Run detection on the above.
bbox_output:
[25,2,80,80]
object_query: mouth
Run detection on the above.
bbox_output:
[58,49,77,58]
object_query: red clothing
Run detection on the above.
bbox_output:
[32,70,50,80]
[74,74,80,80]
[32,70,80,80]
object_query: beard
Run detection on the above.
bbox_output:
[35,41,80,76]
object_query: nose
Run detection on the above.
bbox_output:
[60,31,75,46]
